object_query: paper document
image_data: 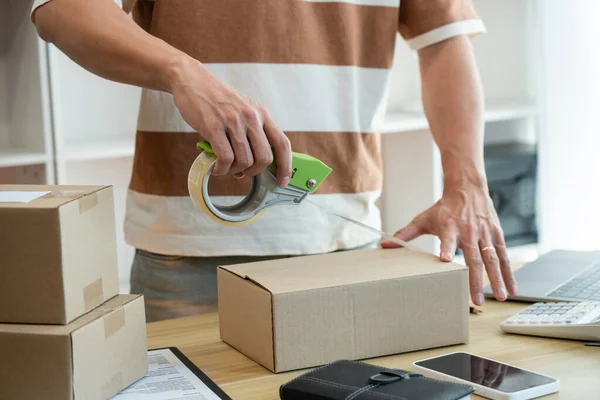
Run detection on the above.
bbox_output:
[0,191,49,203]
[111,348,228,400]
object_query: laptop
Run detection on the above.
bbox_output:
[484,249,600,302]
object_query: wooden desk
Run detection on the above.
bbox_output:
[147,299,600,399]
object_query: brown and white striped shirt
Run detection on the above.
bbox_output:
[33,0,485,257]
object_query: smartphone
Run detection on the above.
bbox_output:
[412,352,560,400]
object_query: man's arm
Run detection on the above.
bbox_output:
[416,36,517,305]
[382,2,518,306]
[32,0,292,184]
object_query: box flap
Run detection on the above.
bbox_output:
[0,295,137,336]
[218,268,275,371]
[0,185,108,209]
[219,248,466,294]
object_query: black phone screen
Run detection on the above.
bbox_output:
[415,352,556,393]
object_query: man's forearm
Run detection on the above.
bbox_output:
[418,36,487,192]
[33,0,188,93]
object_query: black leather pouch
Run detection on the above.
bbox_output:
[280,359,475,400]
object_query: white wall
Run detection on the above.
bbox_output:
[64,157,135,292]
[0,59,7,149]
[538,0,600,252]
[385,0,535,114]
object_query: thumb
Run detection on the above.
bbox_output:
[380,220,423,249]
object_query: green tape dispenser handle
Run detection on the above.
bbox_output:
[196,140,332,193]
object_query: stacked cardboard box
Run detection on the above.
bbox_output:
[0,185,148,400]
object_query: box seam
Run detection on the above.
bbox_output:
[269,269,465,296]
[56,210,69,324]
[43,185,110,208]
[69,332,75,400]
[270,293,277,372]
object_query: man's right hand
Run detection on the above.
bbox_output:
[32,0,292,187]
[168,57,292,187]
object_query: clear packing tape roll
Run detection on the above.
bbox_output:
[187,151,264,227]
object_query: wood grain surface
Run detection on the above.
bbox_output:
[147,264,600,399]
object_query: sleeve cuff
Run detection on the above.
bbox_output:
[31,0,52,17]
[405,19,486,51]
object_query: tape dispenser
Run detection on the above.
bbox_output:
[188,140,332,226]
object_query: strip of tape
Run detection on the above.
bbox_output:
[78,192,99,214]
[83,278,104,311]
[100,371,124,399]
[104,307,126,339]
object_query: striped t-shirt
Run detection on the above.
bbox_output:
[32,0,485,257]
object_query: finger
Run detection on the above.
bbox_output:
[462,225,484,305]
[491,365,509,388]
[207,123,235,177]
[243,108,273,177]
[487,359,502,386]
[472,357,485,384]
[493,226,518,296]
[480,228,507,302]
[439,226,458,262]
[263,110,292,187]
[222,105,253,175]
[380,219,423,249]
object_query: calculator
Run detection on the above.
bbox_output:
[500,301,600,342]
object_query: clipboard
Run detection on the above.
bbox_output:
[111,347,232,399]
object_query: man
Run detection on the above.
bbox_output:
[31,0,518,322]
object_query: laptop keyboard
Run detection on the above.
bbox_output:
[548,263,600,301]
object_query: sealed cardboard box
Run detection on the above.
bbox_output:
[0,295,148,400]
[0,185,119,324]
[218,248,469,373]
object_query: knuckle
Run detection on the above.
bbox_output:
[224,109,240,126]
[500,254,512,267]
[464,223,477,237]
[442,217,455,230]
[276,135,292,153]
[486,253,500,265]
[238,157,253,170]
[206,116,225,133]
[255,102,269,115]
[466,255,483,269]
[495,226,506,239]
[219,152,234,166]
[255,149,273,166]
[241,107,259,124]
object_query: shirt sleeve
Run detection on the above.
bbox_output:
[31,0,52,17]
[398,0,486,51]
[31,0,125,21]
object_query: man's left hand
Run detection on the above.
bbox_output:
[380,184,519,306]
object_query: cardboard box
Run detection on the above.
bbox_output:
[0,185,119,324]
[218,248,470,373]
[0,295,148,400]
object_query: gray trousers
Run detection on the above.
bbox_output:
[130,244,376,323]
[130,250,291,322]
